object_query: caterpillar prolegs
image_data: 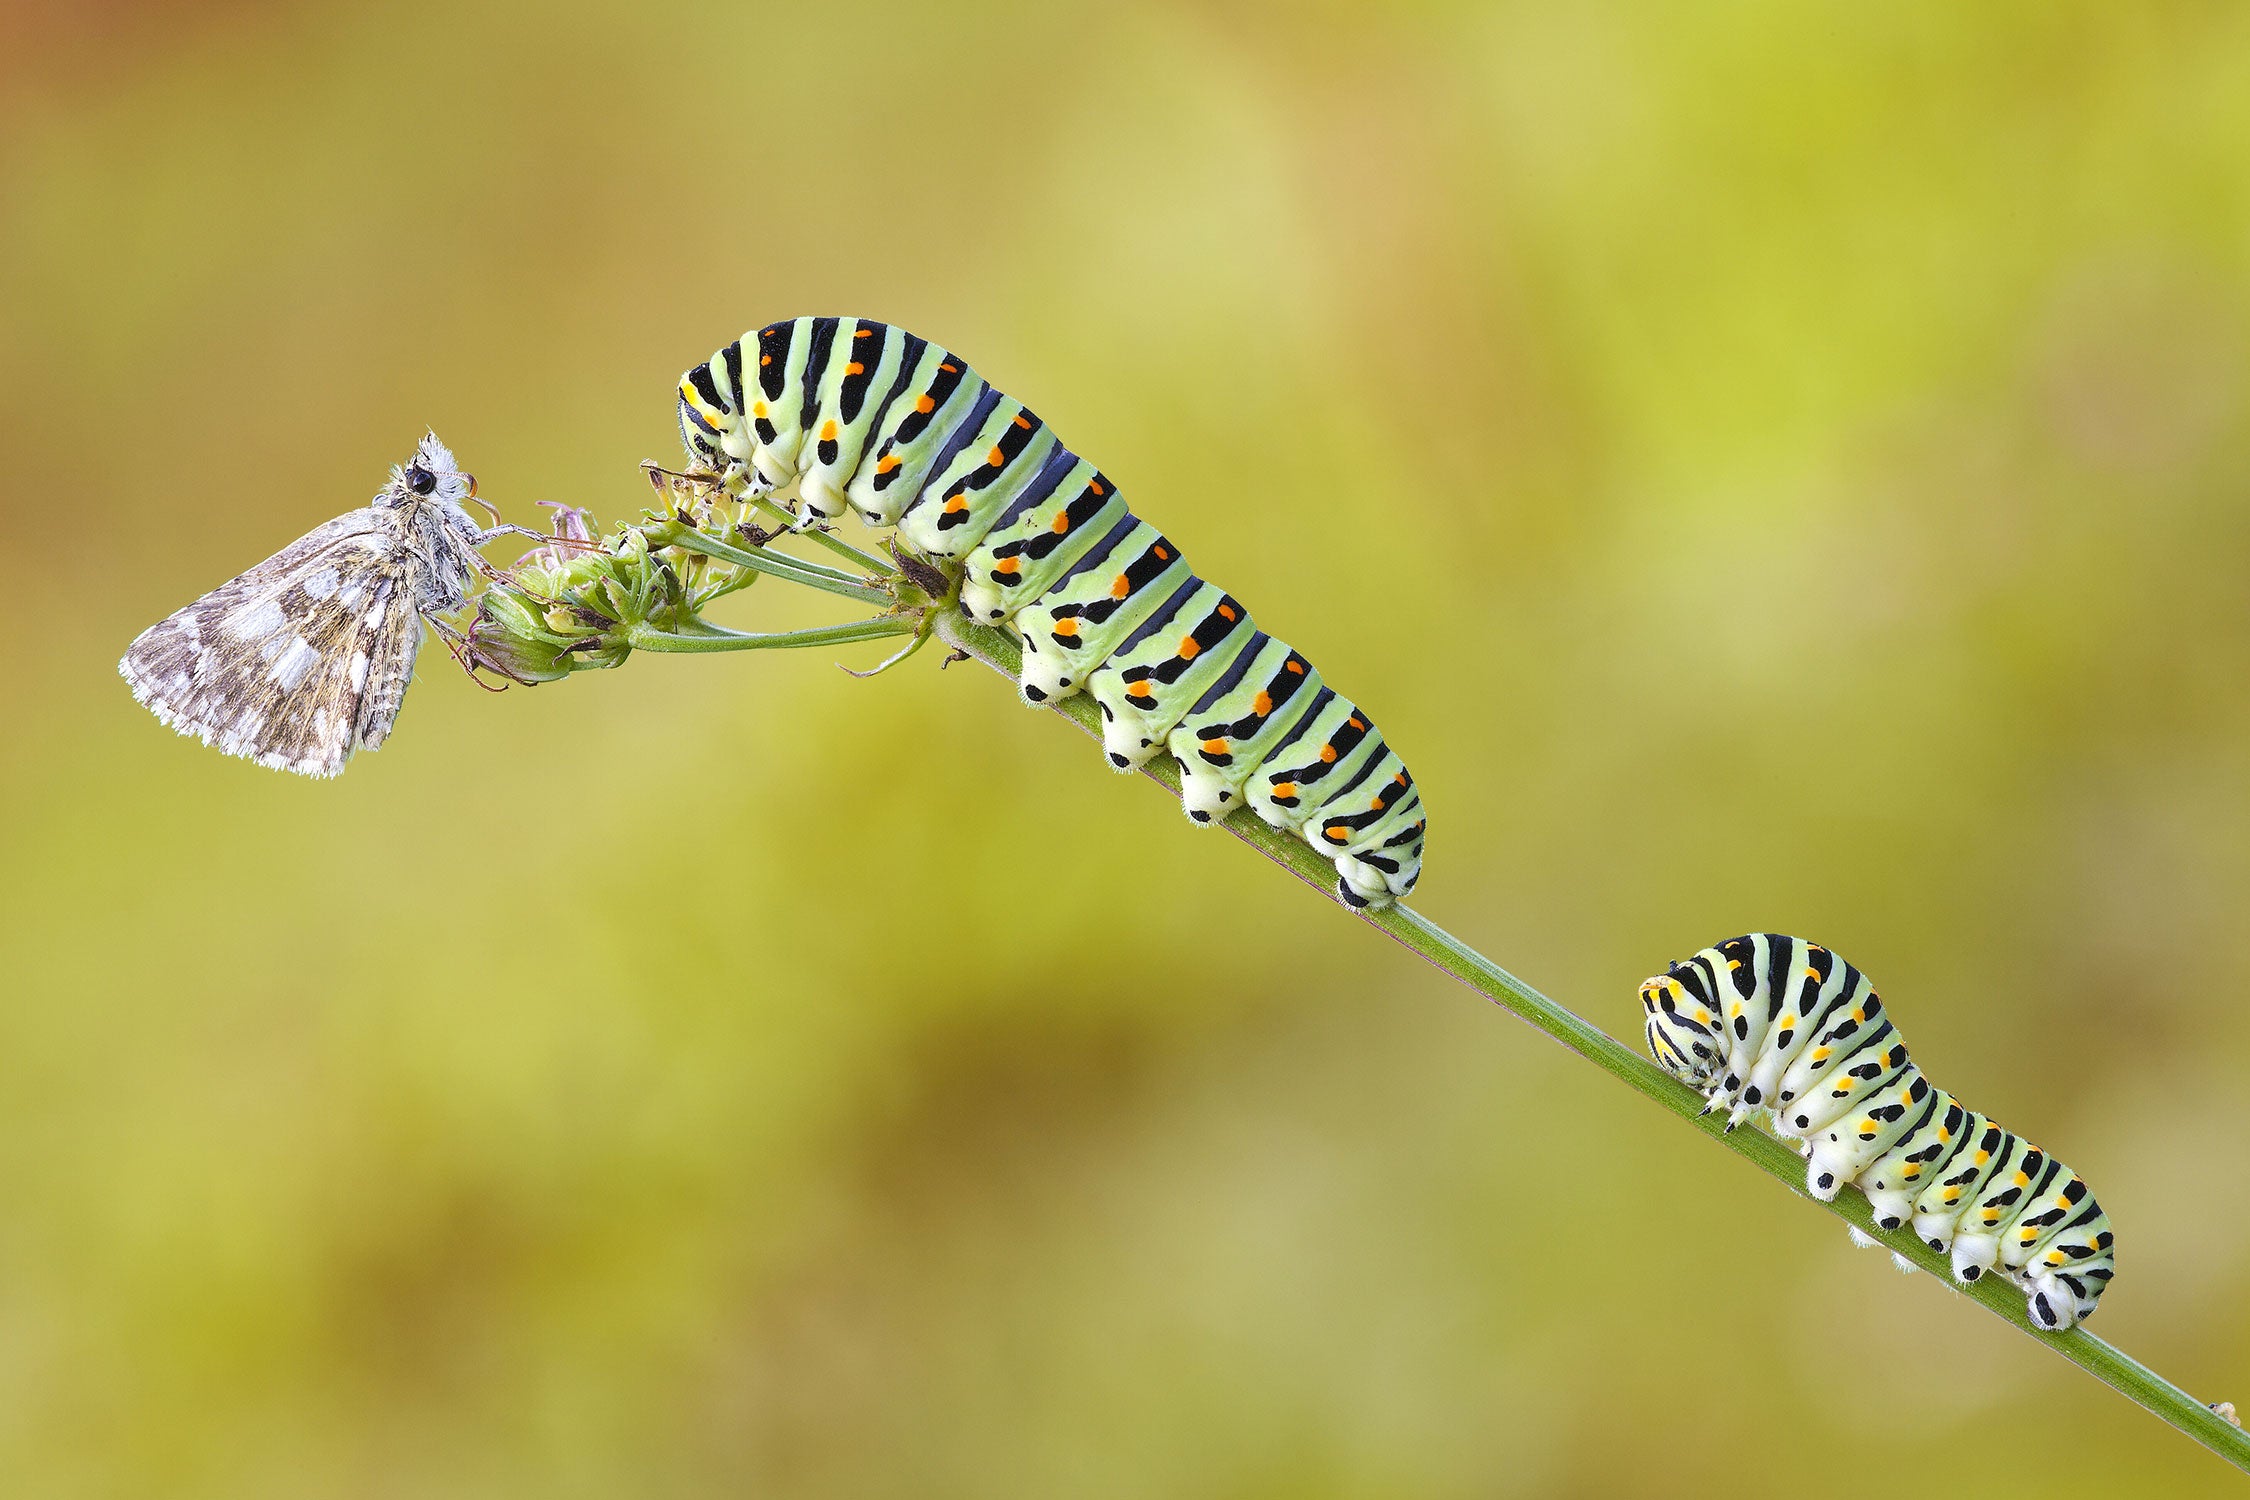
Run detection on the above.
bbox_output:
[675,317,1426,908]
[1640,934,2115,1331]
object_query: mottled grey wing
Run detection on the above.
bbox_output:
[119,508,421,777]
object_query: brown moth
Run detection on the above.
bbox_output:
[120,433,497,777]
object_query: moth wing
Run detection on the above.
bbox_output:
[119,509,420,777]
[351,571,424,754]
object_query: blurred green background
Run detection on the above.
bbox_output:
[5,1,2249,1494]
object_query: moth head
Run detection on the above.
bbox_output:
[1641,965,1725,1085]
[387,431,478,515]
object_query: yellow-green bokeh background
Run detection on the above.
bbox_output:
[6,2,2250,1493]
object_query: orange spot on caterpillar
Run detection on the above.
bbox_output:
[1217,603,1236,621]
[1051,512,1071,534]
[1253,691,1272,716]
[1273,782,1297,799]
[1178,637,1201,660]
[1285,660,1304,674]
[940,362,959,373]
[1319,745,1337,763]
[1201,737,1228,755]
[854,327,874,338]
[1110,575,1130,599]
[821,421,838,441]
[1053,618,1080,639]
[845,362,864,375]
[994,557,1020,575]
[876,455,902,473]
[752,401,767,418]
[1090,480,1107,495]
[1013,413,1031,429]
[988,446,1006,467]
[915,395,936,414]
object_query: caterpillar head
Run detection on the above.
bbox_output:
[1641,965,1726,1089]
[677,354,745,475]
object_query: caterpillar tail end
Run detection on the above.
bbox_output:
[1335,871,1394,911]
[2027,1280,2079,1331]
[2026,1270,2102,1332]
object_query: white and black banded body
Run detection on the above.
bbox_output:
[676,317,1425,908]
[1641,934,2115,1330]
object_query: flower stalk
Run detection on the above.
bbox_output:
[930,609,2250,1475]
[463,485,2250,1474]
[465,490,928,682]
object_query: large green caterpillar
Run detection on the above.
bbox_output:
[675,317,1425,908]
[1641,933,2115,1330]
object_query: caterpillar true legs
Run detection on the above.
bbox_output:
[675,316,1426,908]
[1640,933,2115,1331]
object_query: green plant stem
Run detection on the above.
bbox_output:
[626,616,914,653]
[651,525,893,606]
[930,610,2250,1474]
[747,496,898,576]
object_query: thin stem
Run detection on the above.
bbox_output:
[652,525,893,606]
[693,563,762,609]
[627,616,915,654]
[930,611,2250,1475]
[748,496,898,576]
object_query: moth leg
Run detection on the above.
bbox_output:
[428,613,512,691]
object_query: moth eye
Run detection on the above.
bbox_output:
[405,464,437,495]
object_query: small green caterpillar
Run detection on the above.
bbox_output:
[676,317,1425,908]
[1641,933,2115,1330]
